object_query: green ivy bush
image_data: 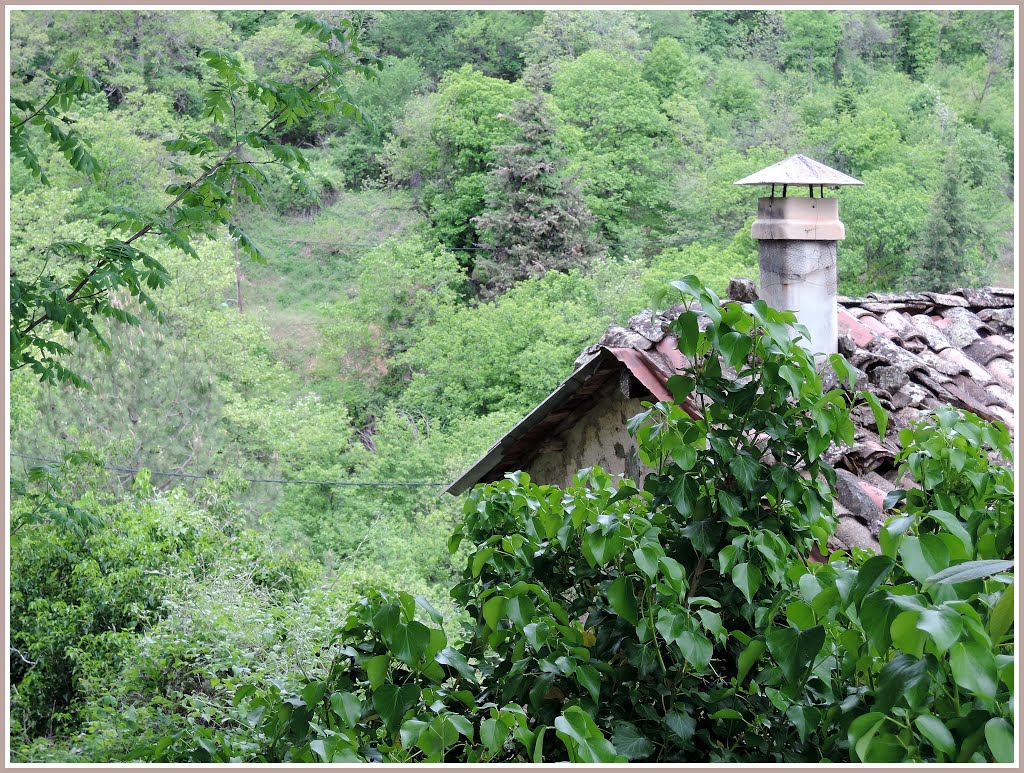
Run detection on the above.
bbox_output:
[122,279,1017,762]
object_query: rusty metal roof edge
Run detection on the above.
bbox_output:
[443,349,615,496]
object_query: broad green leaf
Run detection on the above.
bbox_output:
[480,718,509,754]
[524,621,550,650]
[914,713,955,757]
[890,610,926,658]
[728,454,762,493]
[665,709,695,745]
[576,663,601,704]
[611,721,655,760]
[483,595,507,630]
[925,559,1015,587]
[373,684,420,733]
[861,390,888,440]
[899,535,950,584]
[848,712,887,763]
[676,631,712,672]
[915,607,963,654]
[950,641,998,700]
[766,625,825,685]
[633,544,663,578]
[681,517,722,555]
[607,576,639,625]
[984,718,1013,763]
[875,654,928,711]
[735,638,766,686]
[386,621,431,666]
[718,331,752,369]
[732,562,762,604]
[988,586,1014,643]
[674,310,700,360]
[364,655,389,689]
[330,691,362,728]
[847,555,896,610]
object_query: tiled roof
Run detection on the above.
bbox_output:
[572,283,1015,553]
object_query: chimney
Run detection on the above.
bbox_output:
[735,155,862,355]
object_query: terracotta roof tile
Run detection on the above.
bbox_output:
[987,357,1014,389]
[859,314,900,341]
[939,347,994,383]
[838,309,875,348]
[909,314,952,351]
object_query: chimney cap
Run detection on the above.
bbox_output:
[734,154,863,187]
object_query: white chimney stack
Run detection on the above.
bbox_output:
[735,155,863,356]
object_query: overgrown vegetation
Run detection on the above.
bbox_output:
[8,9,1015,762]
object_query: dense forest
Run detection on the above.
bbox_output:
[7,10,1015,762]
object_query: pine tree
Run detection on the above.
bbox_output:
[472,88,605,297]
[914,148,983,291]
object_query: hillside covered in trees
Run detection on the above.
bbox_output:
[7,10,1015,763]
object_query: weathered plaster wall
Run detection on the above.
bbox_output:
[525,378,647,487]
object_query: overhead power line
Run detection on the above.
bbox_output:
[10,453,448,488]
[253,232,721,252]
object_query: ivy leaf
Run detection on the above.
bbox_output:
[364,655,389,689]
[330,692,362,728]
[718,331,752,369]
[681,517,722,555]
[676,631,713,672]
[480,718,509,754]
[386,621,431,666]
[611,721,655,761]
[673,310,700,360]
[373,684,421,734]
[665,710,695,745]
[874,654,928,711]
[846,555,895,611]
[728,454,762,494]
[607,576,639,625]
[735,638,766,686]
[576,663,601,704]
[899,535,950,584]
[915,607,963,654]
[633,544,664,578]
[988,585,1014,643]
[766,625,825,686]
[732,562,762,604]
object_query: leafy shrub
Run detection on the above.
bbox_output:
[139,278,1013,763]
[9,458,319,758]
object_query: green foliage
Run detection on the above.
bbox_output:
[382,66,528,249]
[552,50,673,243]
[143,278,1013,763]
[397,270,625,422]
[914,148,988,291]
[9,13,380,387]
[10,459,319,745]
[472,89,605,296]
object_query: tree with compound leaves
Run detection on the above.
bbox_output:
[9,15,379,387]
[472,88,604,297]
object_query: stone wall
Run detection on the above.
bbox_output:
[524,378,647,487]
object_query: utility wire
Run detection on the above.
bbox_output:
[10,453,448,488]
[253,232,721,252]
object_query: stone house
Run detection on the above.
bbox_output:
[445,156,1016,553]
